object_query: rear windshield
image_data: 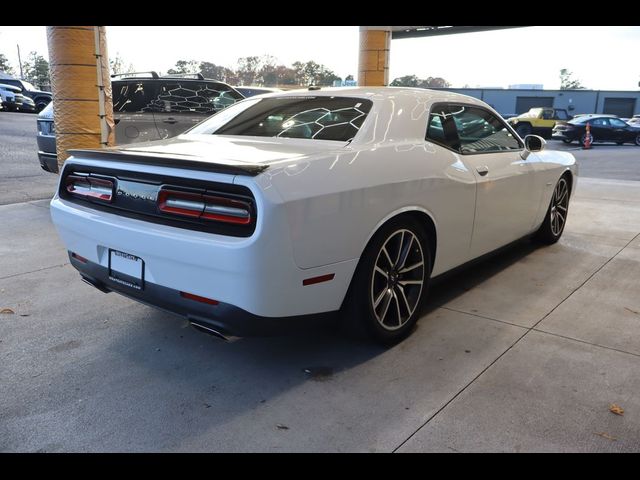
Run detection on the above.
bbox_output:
[188,96,373,142]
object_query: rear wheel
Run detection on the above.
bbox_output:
[580,133,594,147]
[635,134,640,146]
[343,218,431,345]
[562,138,572,144]
[535,175,570,244]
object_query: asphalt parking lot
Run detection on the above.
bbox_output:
[1,110,640,452]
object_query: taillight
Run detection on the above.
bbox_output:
[158,189,204,218]
[65,174,114,202]
[158,189,251,225]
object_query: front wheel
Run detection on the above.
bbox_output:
[534,175,570,244]
[635,134,640,146]
[562,138,572,144]
[343,218,431,345]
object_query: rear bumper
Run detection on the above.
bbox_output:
[552,131,573,141]
[69,253,336,337]
[38,151,58,173]
[50,195,357,319]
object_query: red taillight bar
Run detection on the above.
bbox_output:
[158,189,252,225]
[65,175,114,202]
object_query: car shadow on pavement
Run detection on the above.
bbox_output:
[422,237,540,314]
[28,237,544,451]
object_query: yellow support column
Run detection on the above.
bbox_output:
[46,26,115,172]
[358,26,391,86]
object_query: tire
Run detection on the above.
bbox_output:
[35,101,48,113]
[580,133,594,147]
[343,217,431,345]
[515,123,532,138]
[534,175,571,245]
[562,139,572,144]
[635,134,640,146]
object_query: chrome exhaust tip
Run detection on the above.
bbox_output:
[189,322,239,342]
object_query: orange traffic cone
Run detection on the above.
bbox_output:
[583,122,592,149]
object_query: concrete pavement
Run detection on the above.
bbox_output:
[0,112,58,206]
[1,177,639,452]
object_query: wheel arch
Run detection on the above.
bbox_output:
[340,207,438,317]
[361,207,437,275]
[563,168,574,194]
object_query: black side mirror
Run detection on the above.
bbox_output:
[524,134,546,153]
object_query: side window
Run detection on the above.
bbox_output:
[541,109,553,120]
[590,118,609,127]
[150,82,242,115]
[449,105,522,153]
[426,104,460,151]
[609,118,627,128]
[555,110,569,120]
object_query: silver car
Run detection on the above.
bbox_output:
[36,101,57,172]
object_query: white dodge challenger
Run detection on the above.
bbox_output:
[50,87,577,344]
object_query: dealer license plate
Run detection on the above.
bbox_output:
[108,249,144,290]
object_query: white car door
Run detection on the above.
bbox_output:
[437,104,538,258]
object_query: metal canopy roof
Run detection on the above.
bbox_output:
[391,26,526,39]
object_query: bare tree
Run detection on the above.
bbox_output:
[560,68,584,90]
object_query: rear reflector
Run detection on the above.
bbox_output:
[158,189,251,225]
[71,252,88,263]
[180,291,219,305]
[302,273,335,286]
[65,174,114,202]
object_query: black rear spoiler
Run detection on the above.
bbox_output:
[67,148,269,176]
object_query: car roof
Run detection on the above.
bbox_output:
[223,86,492,145]
[571,115,619,123]
[255,86,487,106]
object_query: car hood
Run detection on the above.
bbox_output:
[69,134,347,176]
[27,89,52,96]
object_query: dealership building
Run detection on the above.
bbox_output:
[436,87,640,118]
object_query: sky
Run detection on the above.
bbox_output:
[0,25,639,90]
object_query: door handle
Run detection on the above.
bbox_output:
[476,166,489,176]
[163,118,178,124]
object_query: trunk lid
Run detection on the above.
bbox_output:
[69,134,344,176]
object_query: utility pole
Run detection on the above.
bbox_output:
[17,44,23,78]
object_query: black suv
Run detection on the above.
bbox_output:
[36,72,245,172]
[112,72,243,145]
[0,77,52,112]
